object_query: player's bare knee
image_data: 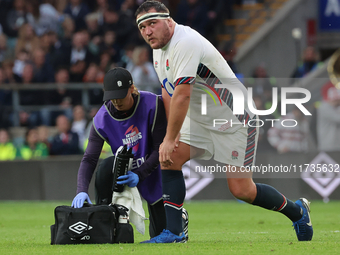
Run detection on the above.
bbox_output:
[161,156,187,170]
[161,144,190,169]
[229,187,249,201]
[228,180,256,203]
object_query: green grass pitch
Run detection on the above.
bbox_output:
[0,200,339,254]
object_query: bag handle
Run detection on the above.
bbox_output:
[64,211,94,240]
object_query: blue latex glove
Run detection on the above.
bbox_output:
[72,192,92,208]
[117,171,139,187]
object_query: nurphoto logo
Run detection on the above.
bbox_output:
[201,85,312,128]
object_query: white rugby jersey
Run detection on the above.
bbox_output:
[153,24,254,133]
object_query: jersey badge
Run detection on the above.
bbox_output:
[232,151,239,160]
[166,59,170,71]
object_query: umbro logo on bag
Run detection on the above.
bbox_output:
[69,221,93,234]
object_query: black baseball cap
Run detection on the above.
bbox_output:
[103,67,133,101]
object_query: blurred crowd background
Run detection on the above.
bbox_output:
[0,0,339,160]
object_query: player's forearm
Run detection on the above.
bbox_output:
[166,86,191,141]
[162,88,171,120]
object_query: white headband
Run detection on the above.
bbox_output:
[136,12,170,26]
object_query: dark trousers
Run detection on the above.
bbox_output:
[95,156,166,238]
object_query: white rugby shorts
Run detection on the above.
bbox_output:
[179,116,259,167]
